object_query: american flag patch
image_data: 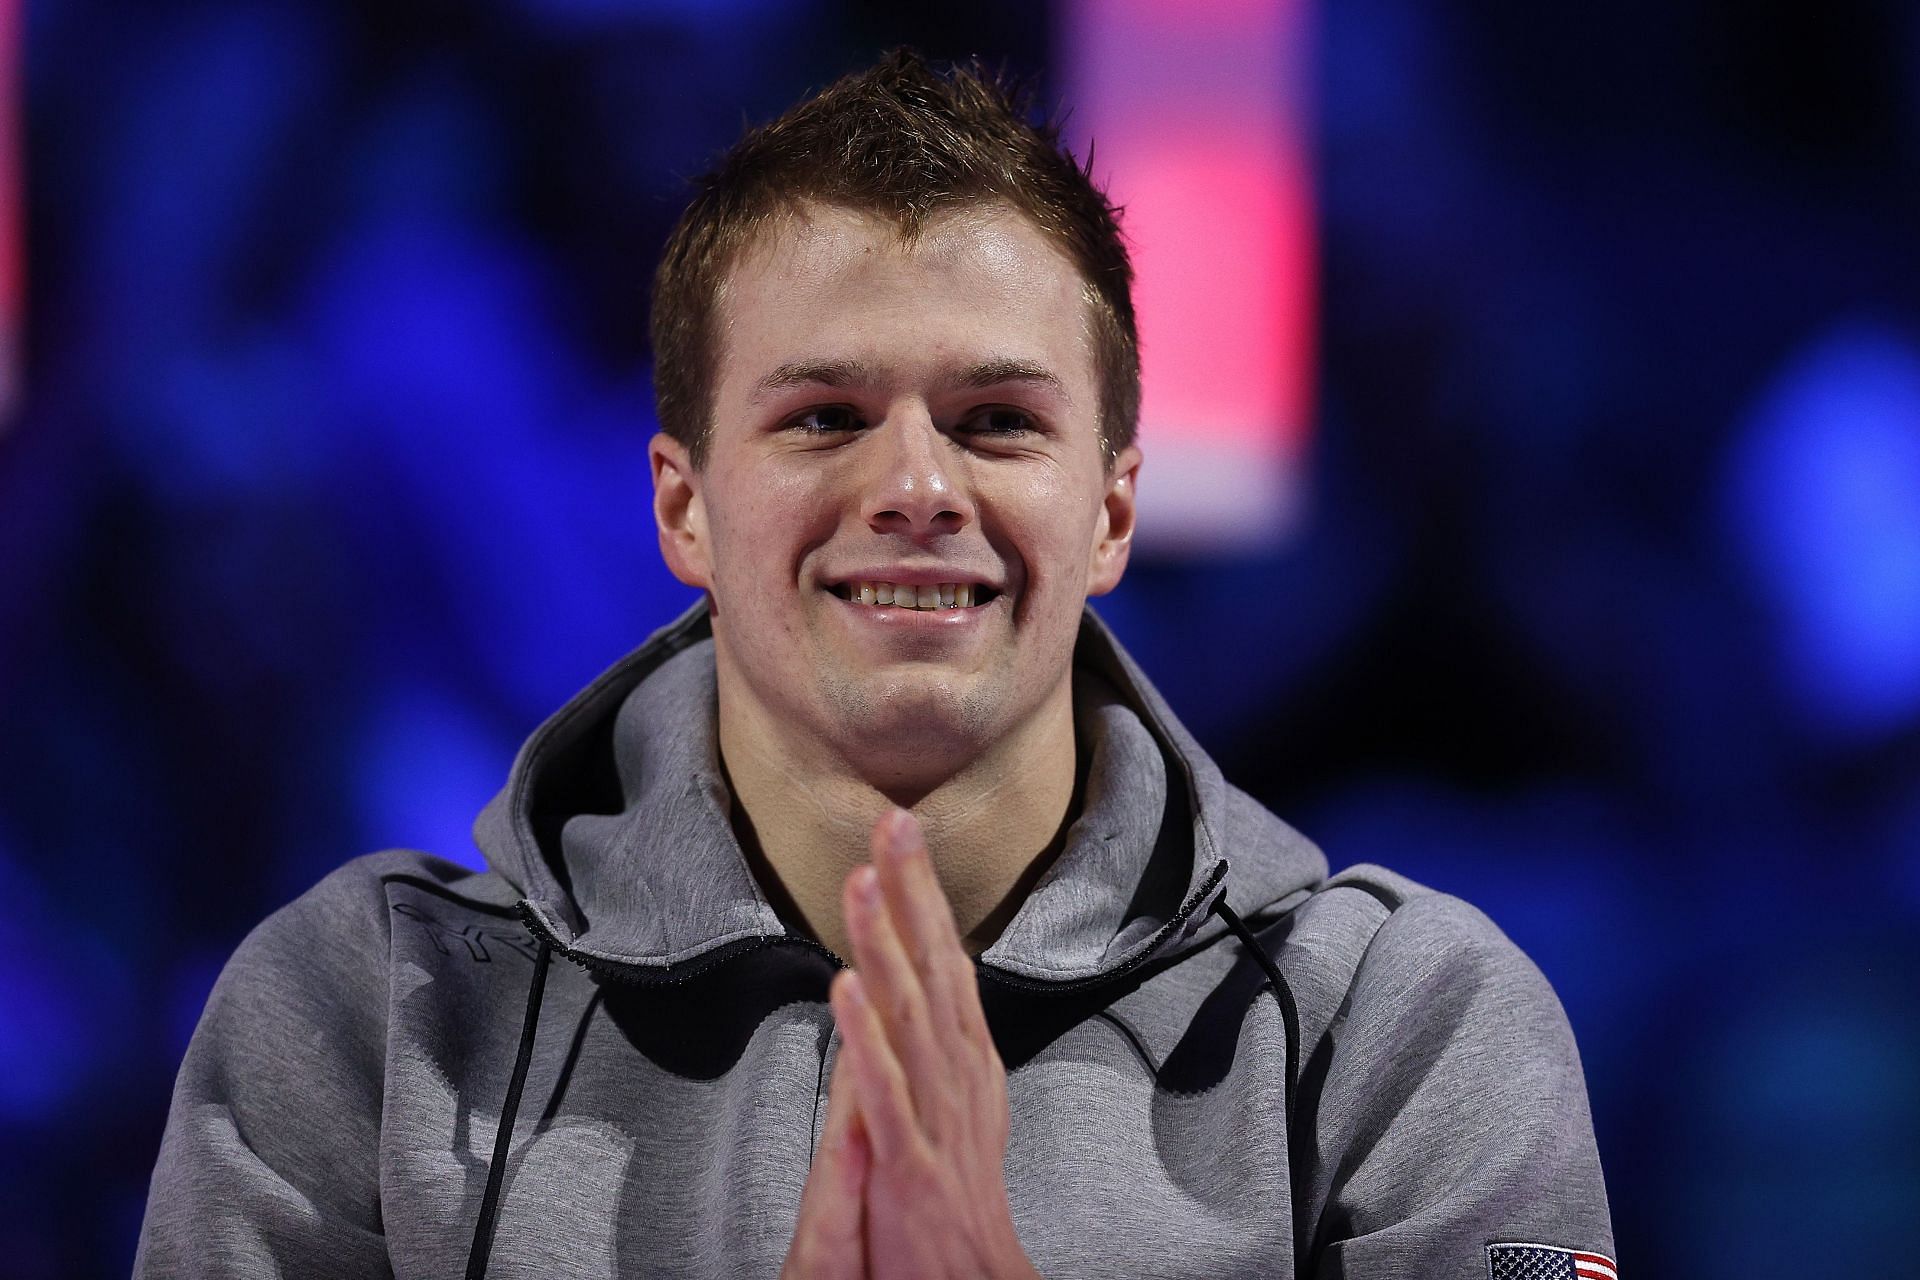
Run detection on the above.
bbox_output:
[1487,1242,1618,1280]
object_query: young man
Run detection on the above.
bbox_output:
[139,52,1616,1279]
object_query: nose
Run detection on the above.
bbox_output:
[862,406,973,538]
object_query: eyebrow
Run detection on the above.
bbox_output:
[752,358,876,400]
[750,357,1067,402]
[954,358,1065,396]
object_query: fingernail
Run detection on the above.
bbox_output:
[886,808,918,861]
[855,865,880,906]
[839,971,867,1008]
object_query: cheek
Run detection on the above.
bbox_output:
[1017,468,1102,572]
[984,465,1103,618]
[707,461,838,578]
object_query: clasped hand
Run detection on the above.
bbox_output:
[779,809,1041,1280]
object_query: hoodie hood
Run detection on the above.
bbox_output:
[474,599,1326,987]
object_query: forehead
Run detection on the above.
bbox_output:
[711,201,1098,402]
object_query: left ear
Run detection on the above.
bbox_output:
[1086,443,1142,597]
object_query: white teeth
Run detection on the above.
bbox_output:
[843,580,988,608]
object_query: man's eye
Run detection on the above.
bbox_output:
[788,406,865,433]
[963,407,1036,437]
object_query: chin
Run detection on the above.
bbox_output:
[820,671,999,761]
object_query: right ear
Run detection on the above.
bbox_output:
[650,432,713,590]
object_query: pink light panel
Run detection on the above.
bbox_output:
[0,0,17,426]
[1061,0,1316,550]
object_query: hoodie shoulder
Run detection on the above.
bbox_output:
[1281,862,1615,1271]
[168,847,522,1116]
[1283,860,1570,1029]
[248,848,524,955]
[137,848,530,1275]
[347,846,526,912]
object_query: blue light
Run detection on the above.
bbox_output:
[1721,324,1920,739]
[347,680,517,874]
[0,840,132,1120]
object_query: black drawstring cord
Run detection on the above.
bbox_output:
[464,938,552,1280]
[1210,897,1301,1119]
[1212,896,1317,1272]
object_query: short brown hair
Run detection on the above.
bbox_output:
[649,49,1139,469]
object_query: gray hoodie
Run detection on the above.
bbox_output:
[136,602,1615,1279]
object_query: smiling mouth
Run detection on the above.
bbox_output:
[828,581,1001,610]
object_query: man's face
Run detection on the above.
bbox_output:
[651,201,1140,778]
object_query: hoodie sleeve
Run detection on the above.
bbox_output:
[1301,891,1615,1279]
[135,860,395,1278]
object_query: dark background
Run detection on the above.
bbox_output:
[5,1,1919,1276]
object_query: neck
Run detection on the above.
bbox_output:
[717,676,1081,961]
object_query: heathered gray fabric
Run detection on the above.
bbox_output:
[137,601,1615,1279]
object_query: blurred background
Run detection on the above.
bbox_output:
[4,0,1919,1275]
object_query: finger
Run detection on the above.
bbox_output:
[784,990,870,1280]
[784,1147,867,1279]
[799,1117,870,1275]
[830,968,918,1168]
[818,996,868,1168]
[871,808,965,959]
[816,1107,871,1240]
[843,863,948,1109]
[872,809,993,1049]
